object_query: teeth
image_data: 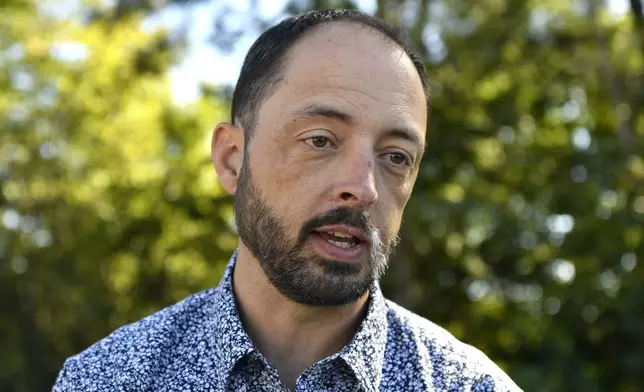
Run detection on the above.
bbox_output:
[327,239,353,248]
[326,231,352,239]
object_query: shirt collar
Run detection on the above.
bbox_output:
[210,250,255,389]
[211,250,389,392]
[338,280,389,392]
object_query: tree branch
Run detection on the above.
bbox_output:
[588,0,633,146]
[630,0,643,30]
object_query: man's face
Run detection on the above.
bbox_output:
[234,23,427,306]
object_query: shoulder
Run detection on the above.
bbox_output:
[384,300,523,392]
[52,288,219,391]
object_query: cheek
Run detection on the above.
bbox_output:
[266,151,332,203]
[250,153,321,224]
[376,181,413,235]
[380,205,404,238]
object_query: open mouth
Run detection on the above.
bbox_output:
[313,230,362,248]
[308,225,367,262]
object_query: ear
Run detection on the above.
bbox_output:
[211,121,244,195]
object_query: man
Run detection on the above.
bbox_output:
[53,9,522,392]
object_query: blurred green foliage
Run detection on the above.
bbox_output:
[1,0,643,391]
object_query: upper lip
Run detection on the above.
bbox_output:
[314,225,368,243]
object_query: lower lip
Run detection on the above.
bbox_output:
[308,232,367,262]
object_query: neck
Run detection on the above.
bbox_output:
[232,245,369,390]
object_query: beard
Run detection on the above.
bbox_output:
[234,160,399,306]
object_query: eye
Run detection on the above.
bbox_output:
[305,136,333,149]
[386,152,411,166]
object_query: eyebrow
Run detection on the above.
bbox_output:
[384,128,425,151]
[292,103,425,152]
[292,103,355,124]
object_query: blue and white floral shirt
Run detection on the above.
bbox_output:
[53,251,522,391]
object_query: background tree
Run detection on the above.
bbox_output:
[1,0,642,391]
[0,1,236,390]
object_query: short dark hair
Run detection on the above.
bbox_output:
[230,8,430,141]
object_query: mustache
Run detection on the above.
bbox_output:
[298,207,377,245]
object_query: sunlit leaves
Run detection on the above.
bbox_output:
[0,2,233,391]
[381,0,644,389]
[1,0,643,391]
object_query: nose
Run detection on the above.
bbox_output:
[332,150,379,209]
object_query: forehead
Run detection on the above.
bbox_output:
[257,23,427,132]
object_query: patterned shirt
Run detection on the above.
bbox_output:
[53,251,522,392]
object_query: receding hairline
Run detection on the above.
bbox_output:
[288,22,424,91]
[232,12,430,138]
[234,19,427,127]
[293,19,408,49]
